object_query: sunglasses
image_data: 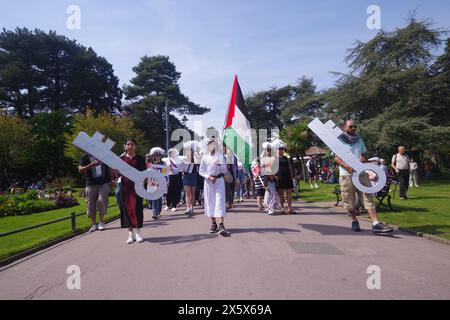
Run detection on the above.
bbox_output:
[349,125,357,129]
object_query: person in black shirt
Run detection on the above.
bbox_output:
[79,153,113,233]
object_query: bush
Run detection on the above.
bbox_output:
[0,198,58,217]
[51,193,79,208]
[48,177,78,190]
[0,190,75,217]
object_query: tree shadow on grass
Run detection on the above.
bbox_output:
[378,206,429,214]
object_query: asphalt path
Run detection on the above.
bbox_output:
[1,199,449,299]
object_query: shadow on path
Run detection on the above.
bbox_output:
[147,227,301,245]
[299,223,402,239]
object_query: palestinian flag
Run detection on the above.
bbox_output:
[223,76,253,166]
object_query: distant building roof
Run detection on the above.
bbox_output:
[305,146,328,156]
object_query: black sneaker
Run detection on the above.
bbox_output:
[188,208,194,217]
[209,224,218,233]
[219,225,230,237]
[351,221,361,232]
[372,222,393,234]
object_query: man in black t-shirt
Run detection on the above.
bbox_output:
[79,153,112,233]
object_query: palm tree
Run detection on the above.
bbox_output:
[281,121,313,182]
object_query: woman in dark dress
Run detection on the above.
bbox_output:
[116,138,146,244]
[276,141,295,214]
[181,142,199,217]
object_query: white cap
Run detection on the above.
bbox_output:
[148,147,165,156]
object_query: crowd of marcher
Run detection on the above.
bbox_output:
[75,118,443,243]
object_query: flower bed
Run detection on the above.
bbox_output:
[0,190,79,217]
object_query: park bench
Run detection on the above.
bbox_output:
[332,175,395,211]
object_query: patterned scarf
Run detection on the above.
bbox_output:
[340,132,361,145]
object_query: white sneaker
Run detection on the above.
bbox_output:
[268,210,275,215]
[164,206,169,211]
[126,231,135,244]
[88,224,98,233]
[171,207,177,212]
[315,184,319,188]
[310,184,314,188]
[134,229,144,243]
[98,221,106,231]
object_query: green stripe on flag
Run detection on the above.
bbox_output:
[223,126,252,166]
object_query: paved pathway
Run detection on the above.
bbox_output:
[1,200,449,299]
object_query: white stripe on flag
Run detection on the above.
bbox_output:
[233,104,252,146]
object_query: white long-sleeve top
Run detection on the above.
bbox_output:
[163,157,182,175]
[199,152,227,179]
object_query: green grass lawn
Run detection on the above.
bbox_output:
[296,177,450,240]
[0,192,119,261]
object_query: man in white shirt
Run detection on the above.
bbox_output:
[391,146,410,200]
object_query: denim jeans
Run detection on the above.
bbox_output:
[152,198,162,216]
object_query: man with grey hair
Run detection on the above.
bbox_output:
[391,146,410,200]
[334,120,393,234]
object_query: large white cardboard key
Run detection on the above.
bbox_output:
[73,131,166,200]
[307,118,386,194]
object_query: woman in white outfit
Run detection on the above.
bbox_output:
[261,142,278,215]
[199,137,230,236]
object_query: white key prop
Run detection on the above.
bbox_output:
[307,118,386,194]
[73,131,167,200]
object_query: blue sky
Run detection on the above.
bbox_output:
[1,0,450,134]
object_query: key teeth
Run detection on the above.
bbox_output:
[324,120,336,128]
[104,139,115,150]
[331,128,343,137]
[93,132,104,141]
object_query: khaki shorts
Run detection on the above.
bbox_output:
[339,175,375,211]
[86,183,111,218]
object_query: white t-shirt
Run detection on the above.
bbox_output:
[392,153,409,170]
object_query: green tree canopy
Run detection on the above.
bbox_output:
[0,27,122,117]
[0,112,34,186]
[29,110,74,178]
[65,110,148,164]
[123,55,209,146]
[324,18,450,163]
[282,77,326,124]
[246,85,296,132]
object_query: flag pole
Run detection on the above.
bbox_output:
[165,96,169,153]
